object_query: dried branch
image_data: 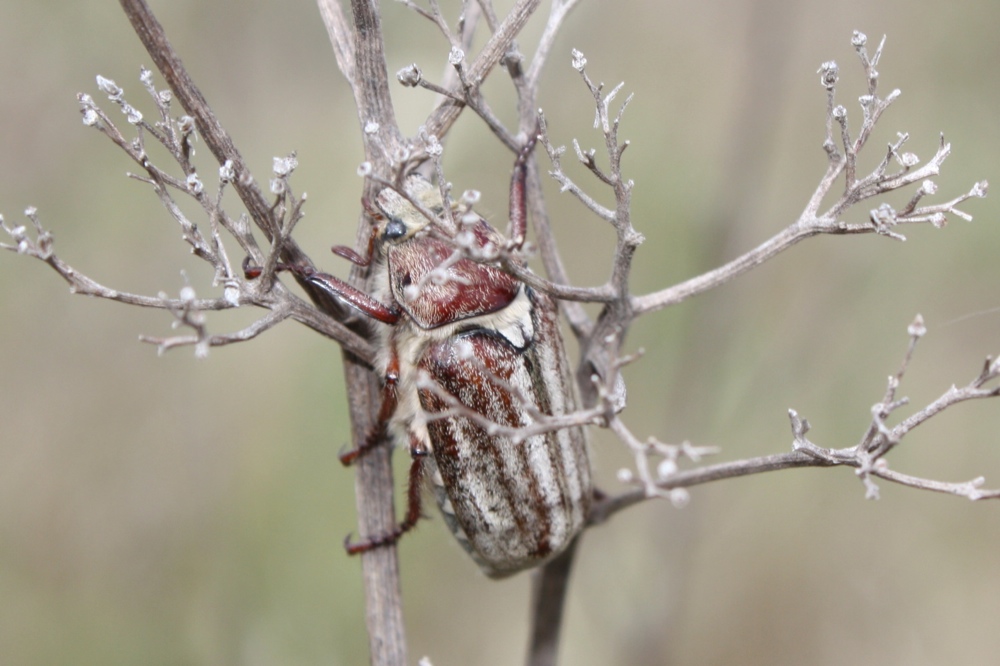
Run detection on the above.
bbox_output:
[593,317,1000,524]
[526,537,580,666]
[3,64,375,363]
[420,0,541,156]
[631,32,987,315]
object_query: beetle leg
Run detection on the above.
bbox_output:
[300,269,400,324]
[241,255,299,280]
[242,257,400,324]
[341,346,430,554]
[331,219,379,267]
[337,416,387,466]
[330,245,368,266]
[343,445,428,555]
[508,129,540,250]
[339,354,399,466]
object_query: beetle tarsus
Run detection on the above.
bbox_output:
[331,244,370,266]
[338,432,381,466]
[343,445,428,555]
[241,255,311,280]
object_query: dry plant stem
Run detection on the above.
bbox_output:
[319,2,563,663]
[543,63,642,410]
[2,214,372,363]
[589,452,824,524]
[593,333,1000,524]
[513,1,590,336]
[120,0,278,242]
[630,138,984,314]
[525,0,583,91]
[116,0,376,359]
[631,34,985,315]
[125,0,407,661]
[422,0,541,153]
[139,304,294,354]
[321,1,409,664]
[526,537,580,666]
[523,160,593,338]
[317,0,356,91]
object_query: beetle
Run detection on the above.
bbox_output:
[255,138,592,578]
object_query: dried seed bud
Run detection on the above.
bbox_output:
[272,154,298,177]
[907,314,927,338]
[397,64,422,87]
[448,47,465,66]
[223,282,240,306]
[817,61,839,89]
[392,146,411,164]
[851,31,868,48]
[123,103,142,125]
[425,134,443,157]
[186,173,203,194]
[96,75,122,99]
[571,49,587,71]
[479,241,498,261]
[219,160,235,183]
[669,488,690,508]
[657,458,678,480]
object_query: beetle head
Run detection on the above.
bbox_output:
[374,175,446,244]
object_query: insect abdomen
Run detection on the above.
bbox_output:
[419,288,591,578]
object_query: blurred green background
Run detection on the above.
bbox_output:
[2,1,999,664]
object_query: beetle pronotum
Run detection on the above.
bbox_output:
[255,138,592,578]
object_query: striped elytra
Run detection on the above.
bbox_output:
[417,286,591,577]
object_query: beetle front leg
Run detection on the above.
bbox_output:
[331,213,379,267]
[242,257,400,325]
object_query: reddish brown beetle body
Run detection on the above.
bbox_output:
[287,142,592,577]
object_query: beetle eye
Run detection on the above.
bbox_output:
[383,217,407,241]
